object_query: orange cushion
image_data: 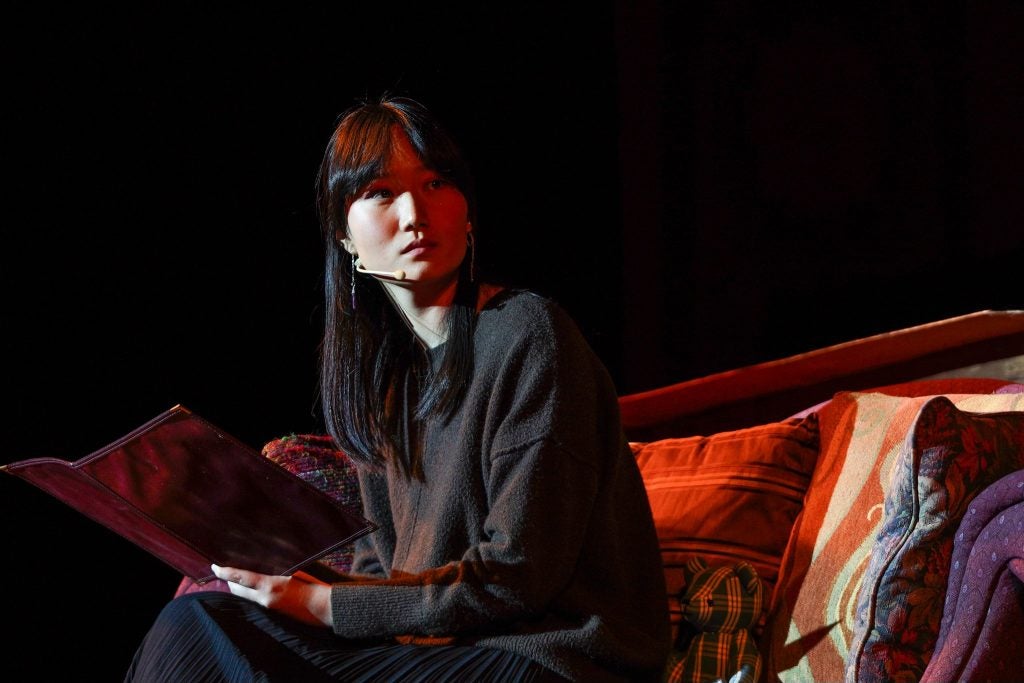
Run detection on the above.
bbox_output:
[633,416,819,641]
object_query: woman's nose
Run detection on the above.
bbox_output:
[396,190,427,230]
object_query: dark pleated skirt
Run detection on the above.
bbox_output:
[125,592,565,683]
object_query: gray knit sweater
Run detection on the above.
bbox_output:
[329,291,670,681]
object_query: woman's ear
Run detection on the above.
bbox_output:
[335,230,356,255]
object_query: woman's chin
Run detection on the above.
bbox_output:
[400,265,461,285]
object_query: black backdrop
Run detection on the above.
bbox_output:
[4,2,1021,678]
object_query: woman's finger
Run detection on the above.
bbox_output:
[211,563,255,588]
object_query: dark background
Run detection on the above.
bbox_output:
[3,2,1021,678]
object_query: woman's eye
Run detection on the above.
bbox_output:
[363,187,392,200]
[427,178,448,190]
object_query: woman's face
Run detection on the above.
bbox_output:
[343,130,470,293]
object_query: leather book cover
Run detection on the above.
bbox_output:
[2,405,376,583]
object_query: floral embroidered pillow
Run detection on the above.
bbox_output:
[845,397,1024,682]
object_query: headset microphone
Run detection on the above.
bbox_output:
[355,259,407,281]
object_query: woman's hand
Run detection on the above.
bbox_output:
[210,564,334,628]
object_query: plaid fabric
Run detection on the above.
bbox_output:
[666,558,763,683]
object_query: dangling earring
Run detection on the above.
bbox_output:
[467,231,476,283]
[350,253,357,310]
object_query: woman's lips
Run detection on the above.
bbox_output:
[401,239,437,255]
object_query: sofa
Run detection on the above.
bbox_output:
[178,309,1024,682]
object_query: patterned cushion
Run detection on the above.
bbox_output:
[174,434,360,597]
[633,416,819,642]
[847,399,1024,682]
[762,391,1024,682]
[261,434,361,574]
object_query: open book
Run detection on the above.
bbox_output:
[2,405,375,584]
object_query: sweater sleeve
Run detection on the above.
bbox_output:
[330,300,617,639]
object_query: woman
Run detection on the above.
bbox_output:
[126,96,670,682]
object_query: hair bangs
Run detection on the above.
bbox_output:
[326,112,397,207]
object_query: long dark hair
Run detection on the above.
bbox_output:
[316,96,479,468]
